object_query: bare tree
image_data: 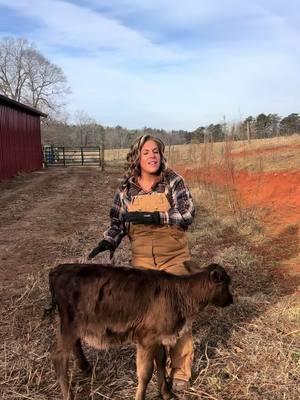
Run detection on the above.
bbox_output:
[74,110,97,146]
[0,37,70,117]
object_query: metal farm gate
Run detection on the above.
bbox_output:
[43,146,104,169]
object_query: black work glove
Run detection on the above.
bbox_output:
[124,211,161,225]
[88,240,114,259]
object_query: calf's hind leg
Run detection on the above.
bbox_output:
[52,337,74,400]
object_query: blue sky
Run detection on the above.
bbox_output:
[0,0,299,130]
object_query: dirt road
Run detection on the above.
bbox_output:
[0,167,127,298]
[0,167,136,400]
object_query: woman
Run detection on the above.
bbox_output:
[89,134,195,391]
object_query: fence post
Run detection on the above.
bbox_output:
[101,143,105,171]
[42,146,47,168]
[247,121,251,144]
[81,147,84,165]
[63,147,66,166]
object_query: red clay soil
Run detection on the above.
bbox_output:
[180,166,300,276]
[182,166,300,226]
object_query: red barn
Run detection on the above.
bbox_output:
[0,94,47,180]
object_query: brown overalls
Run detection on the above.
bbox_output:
[128,192,194,382]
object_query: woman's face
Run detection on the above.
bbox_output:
[139,139,161,176]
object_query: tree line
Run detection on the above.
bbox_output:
[41,119,188,148]
[187,113,300,144]
[41,112,300,149]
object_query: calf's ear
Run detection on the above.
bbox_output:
[210,269,224,283]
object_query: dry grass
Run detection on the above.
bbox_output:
[182,135,299,399]
[1,196,299,400]
[186,180,300,400]
[105,135,300,172]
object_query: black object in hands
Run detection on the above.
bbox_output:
[124,211,161,225]
[88,240,114,259]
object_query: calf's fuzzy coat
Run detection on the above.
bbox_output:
[49,263,233,400]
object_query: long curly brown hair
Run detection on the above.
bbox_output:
[124,135,167,181]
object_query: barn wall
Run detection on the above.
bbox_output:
[0,103,43,180]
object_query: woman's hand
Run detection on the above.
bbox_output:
[124,211,161,225]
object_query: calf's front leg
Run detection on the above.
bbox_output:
[135,344,155,400]
[154,345,174,400]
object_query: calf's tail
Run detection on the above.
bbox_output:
[43,269,58,318]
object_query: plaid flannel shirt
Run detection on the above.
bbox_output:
[103,169,195,248]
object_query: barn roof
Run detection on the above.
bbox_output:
[0,94,48,118]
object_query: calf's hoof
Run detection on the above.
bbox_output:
[161,388,177,400]
[172,379,189,393]
[161,393,177,400]
[79,362,92,375]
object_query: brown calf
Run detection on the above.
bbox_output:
[49,263,233,400]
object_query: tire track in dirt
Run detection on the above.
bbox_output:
[0,167,128,400]
[0,169,74,226]
[0,167,120,299]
